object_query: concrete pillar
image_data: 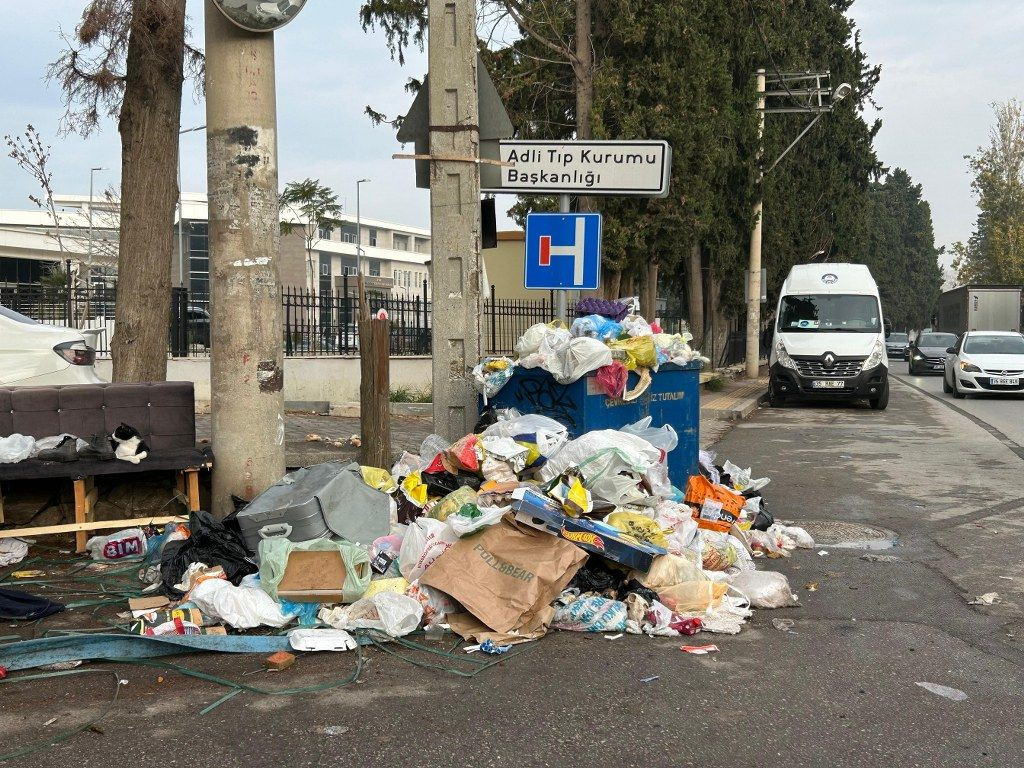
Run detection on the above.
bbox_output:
[428,0,483,439]
[205,1,286,514]
[746,68,766,380]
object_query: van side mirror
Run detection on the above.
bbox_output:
[883,318,892,339]
[946,346,955,354]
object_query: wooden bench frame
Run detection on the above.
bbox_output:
[0,466,203,553]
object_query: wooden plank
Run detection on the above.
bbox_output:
[0,515,186,540]
[73,478,89,553]
[184,469,201,511]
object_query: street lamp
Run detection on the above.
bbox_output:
[87,167,108,282]
[178,125,206,287]
[356,178,370,278]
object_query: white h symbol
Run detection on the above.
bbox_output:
[538,218,586,285]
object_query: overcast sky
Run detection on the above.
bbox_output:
[1,0,1021,253]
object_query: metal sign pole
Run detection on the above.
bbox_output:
[556,193,571,322]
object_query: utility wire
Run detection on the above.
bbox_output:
[746,0,809,111]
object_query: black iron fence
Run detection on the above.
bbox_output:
[3,280,734,363]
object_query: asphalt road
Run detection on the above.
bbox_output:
[892,360,1024,447]
[4,378,1024,767]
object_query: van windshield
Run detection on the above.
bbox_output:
[778,294,881,333]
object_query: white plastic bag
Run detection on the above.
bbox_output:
[398,517,458,581]
[0,539,29,567]
[189,578,294,629]
[0,434,35,464]
[723,460,770,493]
[85,528,148,561]
[321,591,423,637]
[288,628,357,652]
[538,429,661,482]
[621,416,679,453]
[621,314,653,337]
[446,504,508,537]
[550,336,613,384]
[728,570,797,609]
[770,523,815,549]
[390,451,423,479]
[515,323,549,356]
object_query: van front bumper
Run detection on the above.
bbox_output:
[770,362,888,399]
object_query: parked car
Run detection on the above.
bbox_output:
[943,331,1024,398]
[908,331,958,375]
[0,304,104,386]
[886,332,910,361]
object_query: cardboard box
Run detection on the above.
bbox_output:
[276,550,350,603]
[511,489,666,572]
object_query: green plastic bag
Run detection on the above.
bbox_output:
[258,536,372,604]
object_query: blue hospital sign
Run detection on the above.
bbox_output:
[524,213,602,290]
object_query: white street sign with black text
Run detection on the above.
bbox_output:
[483,140,672,197]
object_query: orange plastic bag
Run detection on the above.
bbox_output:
[684,475,745,533]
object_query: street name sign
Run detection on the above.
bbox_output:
[483,140,671,197]
[524,213,602,290]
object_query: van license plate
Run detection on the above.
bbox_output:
[812,380,845,389]
[991,377,1019,386]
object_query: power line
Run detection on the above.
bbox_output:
[746,0,806,110]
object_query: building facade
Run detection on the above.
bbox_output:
[0,194,431,297]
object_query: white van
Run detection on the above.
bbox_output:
[768,263,891,409]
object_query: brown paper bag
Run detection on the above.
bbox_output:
[446,606,555,645]
[421,517,587,634]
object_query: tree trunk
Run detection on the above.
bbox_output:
[640,259,658,320]
[622,273,634,298]
[686,241,704,346]
[707,272,730,366]
[605,269,621,300]
[111,0,185,382]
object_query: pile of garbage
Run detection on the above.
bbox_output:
[473,300,708,401]
[18,406,816,652]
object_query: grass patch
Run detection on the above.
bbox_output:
[390,386,432,403]
[703,376,725,392]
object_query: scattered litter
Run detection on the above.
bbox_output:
[479,639,512,655]
[681,644,719,655]
[968,592,1001,605]
[915,682,968,701]
[860,553,903,563]
[0,539,29,567]
[640,675,660,683]
[321,726,350,736]
[817,551,829,557]
[304,433,322,442]
[805,582,819,592]
[11,570,45,579]
[604,633,623,640]
[349,435,362,447]
[264,651,296,671]
[39,660,82,671]
[43,717,59,727]
[771,618,796,632]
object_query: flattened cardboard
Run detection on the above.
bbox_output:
[277,550,348,603]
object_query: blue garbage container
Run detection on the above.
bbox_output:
[482,361,701,485]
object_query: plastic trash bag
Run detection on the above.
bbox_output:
[398,516,458,581]
[770,523,815,549]
[698,450,721,485]
[621,416,679,453]
[0,434,34,464]
[605,511,670,548]
[621,314,653,337]
[361,466,397,493]
[288,628,357,652]
[539,430,661,483]
[514,322,550,356]
[406,579,461,626]
[160,511,257,597]
[472,356,516,399]
[446,503,507,537]
[390,451,423,480]
[595,362,628,398]
[428,486,478,522]
[728,569,797,608]
[657,581,729,613]
[553,596,628,632]
[189,578,294,629]
[609,335,657,370]
[258,536,372,604]
[320,591,423,637]
[722,460,770,493]
[85,528,148,561]
[549,336,612,384]
[570,314,622,342]
[635,553,707,590]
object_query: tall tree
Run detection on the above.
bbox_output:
[279,178,344,289]
[952,100,1024,285]
[49,0,201,382]
[863,168,943,330]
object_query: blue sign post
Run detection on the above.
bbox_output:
[524,213,602,290]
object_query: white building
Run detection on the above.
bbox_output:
[0,193,432,297]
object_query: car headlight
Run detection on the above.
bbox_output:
[959,360,981,373]
[775,340,797,371]
[912,352,923,360]
[864,339,885,370]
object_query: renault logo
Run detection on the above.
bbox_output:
[823,353,836,368]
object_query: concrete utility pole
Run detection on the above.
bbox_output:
[745,68,766,381]
[205,2,286,515]
[427,0,484,439]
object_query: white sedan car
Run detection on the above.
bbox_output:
[943,330,1024,398]
[0,305,104,387]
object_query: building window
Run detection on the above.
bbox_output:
[318,226,332,240]
[0,256,58,284]
[320,262,330,276]
[368,229,377,247]
[341,257,357,276]
[368,259,381,277]
[394,234,409,251]
[188,222,209,297]
[414,238,429,254]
